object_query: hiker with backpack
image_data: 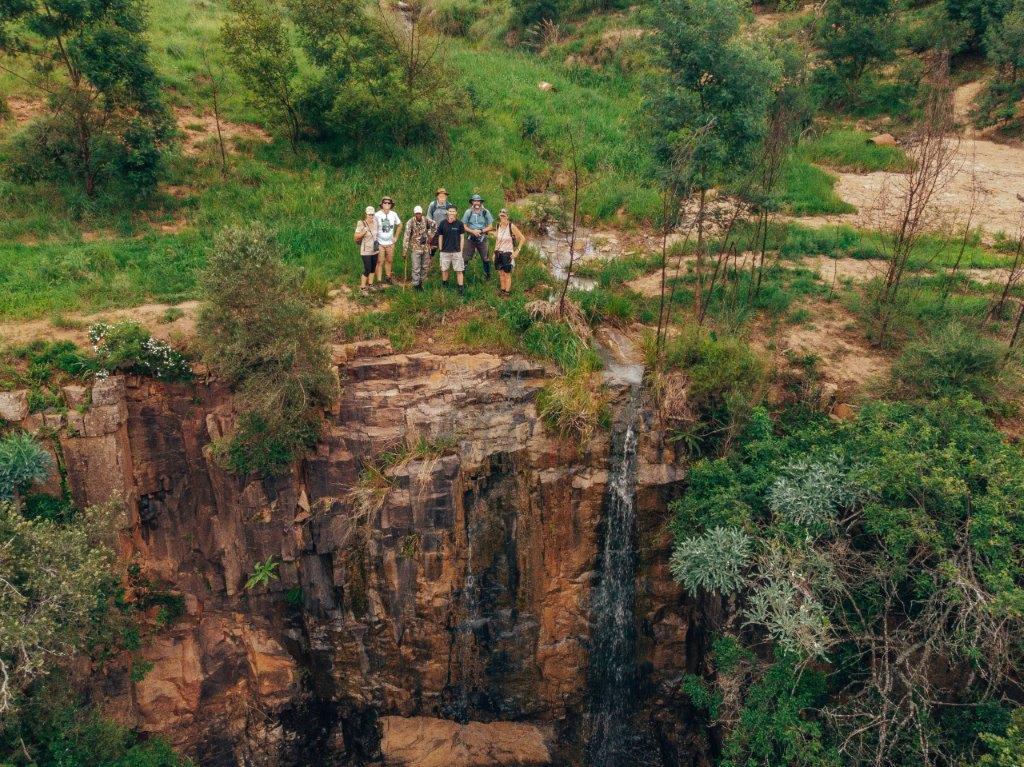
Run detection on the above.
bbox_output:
[493,208,526,297]
[354,205,379,295]
[427,187,449,259]
[462,193,494,280]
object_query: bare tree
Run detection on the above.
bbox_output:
[378,0,444,146]
[558,129,582,319]
[987,208,1024,322]
[202,48,230,175]
[871,53,961,346]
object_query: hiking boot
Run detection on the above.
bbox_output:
[458,284,465,296]
[384,275,394,285]
[360,286,369,296]
[413,283,423,291]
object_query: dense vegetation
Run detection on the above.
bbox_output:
[2,0,1024,763]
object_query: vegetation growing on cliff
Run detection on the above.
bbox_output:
[198,223,335,476]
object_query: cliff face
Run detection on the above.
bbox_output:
[10,342,698,766]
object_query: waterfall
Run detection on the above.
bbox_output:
[587,392,641,767]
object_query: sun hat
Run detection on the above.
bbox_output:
[499,208,509,216]
[470,194,483,202]
[436,187,448,195]
[365,205,375,215]
[413,205,424,214]
[381,196,393,204]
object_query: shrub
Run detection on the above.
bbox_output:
[659,326,768,455]
[670,525,752,594]
[198,224,335,476]
[767,455,857,532]
[0,431,54,500]
[89,322,192,381]
[890,322,1007,403]
[536,360,610,446]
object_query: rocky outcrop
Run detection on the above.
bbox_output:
[9,341,694,766]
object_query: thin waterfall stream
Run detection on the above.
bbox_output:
[587,388,642,767]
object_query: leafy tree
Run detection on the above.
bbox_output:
[945,0,1011,52]
[0,501,117,713]
[197,224,336,476]
[814,0,901,104]
[976,708,1024,767]
[648,0,779,195]
[0,0,171,198]
[976,0,1024,128]
[220,0,302,150]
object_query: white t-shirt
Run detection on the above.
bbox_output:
[374,210,401,246]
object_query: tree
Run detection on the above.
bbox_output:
[0,500,118,713]
[647,0,779,322]
[815,0,900,104]
[945,0,1011,53]
[976,0,1024,128]
[0,0,171,198]
[197,224,336,476]
[220,0,302,150]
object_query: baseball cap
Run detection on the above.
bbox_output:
[365,205,375,215]
[414,205,423,214]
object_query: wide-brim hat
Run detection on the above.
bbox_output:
[436,187,448,195]
[381,196,394,204]
[470,194,483,202]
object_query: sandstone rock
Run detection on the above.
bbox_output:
[538,81,554,92]
[92,375,126,406]
[379,717,552,767]
[0,390,29,421]
[869,132,897,147]
[831,402,856,421]
[63,384,89,409]
[135,632,204,732]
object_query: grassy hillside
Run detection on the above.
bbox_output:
[0,0,657,320]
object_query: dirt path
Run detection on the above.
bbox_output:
[790,139,1024,239]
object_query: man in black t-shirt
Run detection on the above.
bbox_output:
[437,205,467,295]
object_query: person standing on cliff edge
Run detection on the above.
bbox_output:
[462,193,494,280]
[354,205,379,296]
[403,205,437,291]
[374,196,402,285]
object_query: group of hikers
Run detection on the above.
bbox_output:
[355,188,527,297]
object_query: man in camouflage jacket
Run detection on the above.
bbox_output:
[403,205,438,289]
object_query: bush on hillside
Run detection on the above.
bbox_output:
[198,224,335,476]
[89,322,192,382]
[0,431,54,500]
[536,358,610,446]
[890,322,1007,403]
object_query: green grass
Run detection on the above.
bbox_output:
[777,157,856,216]
[798,127,913,173]
[0,0,658,321]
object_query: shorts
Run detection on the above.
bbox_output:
[361,253,379,277]
[440,251,465,273]
[495,251,513,273]
[379,244,395,263]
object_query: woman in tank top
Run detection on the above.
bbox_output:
[493,208,526,297]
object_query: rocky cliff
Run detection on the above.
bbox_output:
[3,341,699,766]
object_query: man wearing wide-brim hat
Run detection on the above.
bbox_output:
[462,193,494,280]
[374,195,402,284]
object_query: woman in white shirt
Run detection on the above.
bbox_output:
[493,208,526,297]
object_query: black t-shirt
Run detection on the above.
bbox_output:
[437,219,465,252]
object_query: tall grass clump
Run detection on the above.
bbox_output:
[890,322,1011,405]
[798,127,913,173]
[536,356,610,447]
[198,224,335,476]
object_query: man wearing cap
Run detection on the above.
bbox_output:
[427,187,449,259]
[462,194,494,280]
[374,196,402,284]
[403,205,437,290]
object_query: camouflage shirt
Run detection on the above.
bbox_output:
[403,215,438,252]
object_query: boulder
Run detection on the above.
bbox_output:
[868,132,897,147]
[0,390,29,422]
[379,716,552,767]
[538,81,555,92]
